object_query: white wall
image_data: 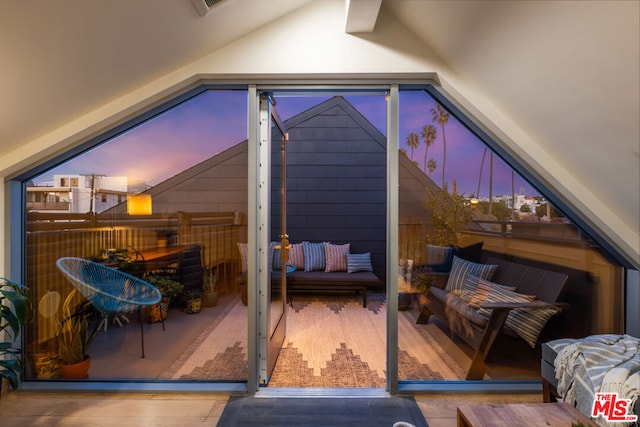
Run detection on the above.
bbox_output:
[1,0,638,270]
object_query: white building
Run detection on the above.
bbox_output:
[26,174,129,214]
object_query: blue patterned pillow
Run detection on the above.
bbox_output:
[346,252,373,274]
[303,241,326,272]
[444,256,497,294]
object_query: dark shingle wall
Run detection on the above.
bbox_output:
[272,97,387,283]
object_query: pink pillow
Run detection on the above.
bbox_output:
[324,243,350,272]
[288,243,305,270]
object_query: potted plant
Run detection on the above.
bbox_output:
[56,289,97,379]
[202,268,218,307]
[183,289,202,314]
[145,275,183,323]
[0,278,29,394]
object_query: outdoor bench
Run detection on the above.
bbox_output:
[284,270,381,307]
[419,255,569,380]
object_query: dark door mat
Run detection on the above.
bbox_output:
[217,395,428,426]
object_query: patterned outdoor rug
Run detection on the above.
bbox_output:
[161,297,249,381]
[163,294,465,384]
[269,294,465,387]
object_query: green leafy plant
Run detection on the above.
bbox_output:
[424,184,472,247]
[56,289,97,365]
[183,289,202,301]
[0,278,29,391]
[145,275,183,299]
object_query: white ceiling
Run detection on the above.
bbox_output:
[0,0,638,265]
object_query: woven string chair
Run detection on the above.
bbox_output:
[56,257,162,358]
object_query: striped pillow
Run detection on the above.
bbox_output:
[444,256,497,294]
[346,252,373,274]
[303,241,326,272]
[288,243,305,270]
[465,276,517,307]
[324,242,350,272]
[460,274,480,302]
[476,281,557,348]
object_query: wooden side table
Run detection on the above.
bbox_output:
[457,403,593,427]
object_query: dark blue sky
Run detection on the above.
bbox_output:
[39,90,536,197]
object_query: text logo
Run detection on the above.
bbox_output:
[591,392,638,423]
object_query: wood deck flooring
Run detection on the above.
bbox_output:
[0,391,544,426]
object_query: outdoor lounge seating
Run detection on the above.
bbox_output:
[238,241,382,307]
[420,255,569,380]
[56,257,163,358]
[285,269,381,307]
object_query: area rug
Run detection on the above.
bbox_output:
[216,395,428,427]
[161,297,249,381]
[269,294,465,387]
[164,294,466,384]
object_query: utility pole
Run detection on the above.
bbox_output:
[81,174,105,214]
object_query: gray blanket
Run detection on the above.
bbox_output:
[549,334,640,426]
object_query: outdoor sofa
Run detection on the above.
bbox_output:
[419,254,569,380]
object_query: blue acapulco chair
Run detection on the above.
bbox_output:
[56,257,162,358]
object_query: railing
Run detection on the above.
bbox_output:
[26,201,71,211]
[399,219,590,265]
[26,211,246,343]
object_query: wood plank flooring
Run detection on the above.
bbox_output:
[0,391,543,426]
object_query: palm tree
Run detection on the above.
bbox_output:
[420,124,437,174]
[430,103,450,187]
[405,132,419,162]
[476,147,487,198]
[427,158,437,175]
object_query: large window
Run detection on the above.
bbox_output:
[397,89,623,382]
[16,82,626,390]
[24,90,250,382]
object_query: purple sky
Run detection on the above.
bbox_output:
[38,90,536,197]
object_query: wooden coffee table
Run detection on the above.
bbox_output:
[457,402,593,427]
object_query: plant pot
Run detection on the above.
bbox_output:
[398,293,411,311]
[186,297,202,314]
[148,297,170,323]
[203,291,218,307]
[61,355,90,379]
[28,348,62,379]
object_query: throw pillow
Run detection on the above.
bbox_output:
[237,242,248,273]
[471,278,526,309]
[454,242,484,263]
[346,252,373,274]
[475,280,555,348]
[288,243,305,270]
[303,241,326,272]
[272,242,286,271]
[506,305,560,348]
[460,274,480,303]
[444,256,498,294]
[324,242,350,272]
[425,244,455,272]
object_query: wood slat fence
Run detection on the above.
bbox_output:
[26,211,246,345]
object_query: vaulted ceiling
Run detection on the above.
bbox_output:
[0,0,638,265]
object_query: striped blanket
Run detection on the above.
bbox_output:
[549,334,640,426]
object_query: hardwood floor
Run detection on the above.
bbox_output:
[0,391,543,426]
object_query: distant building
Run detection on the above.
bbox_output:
[26,174,129,214]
